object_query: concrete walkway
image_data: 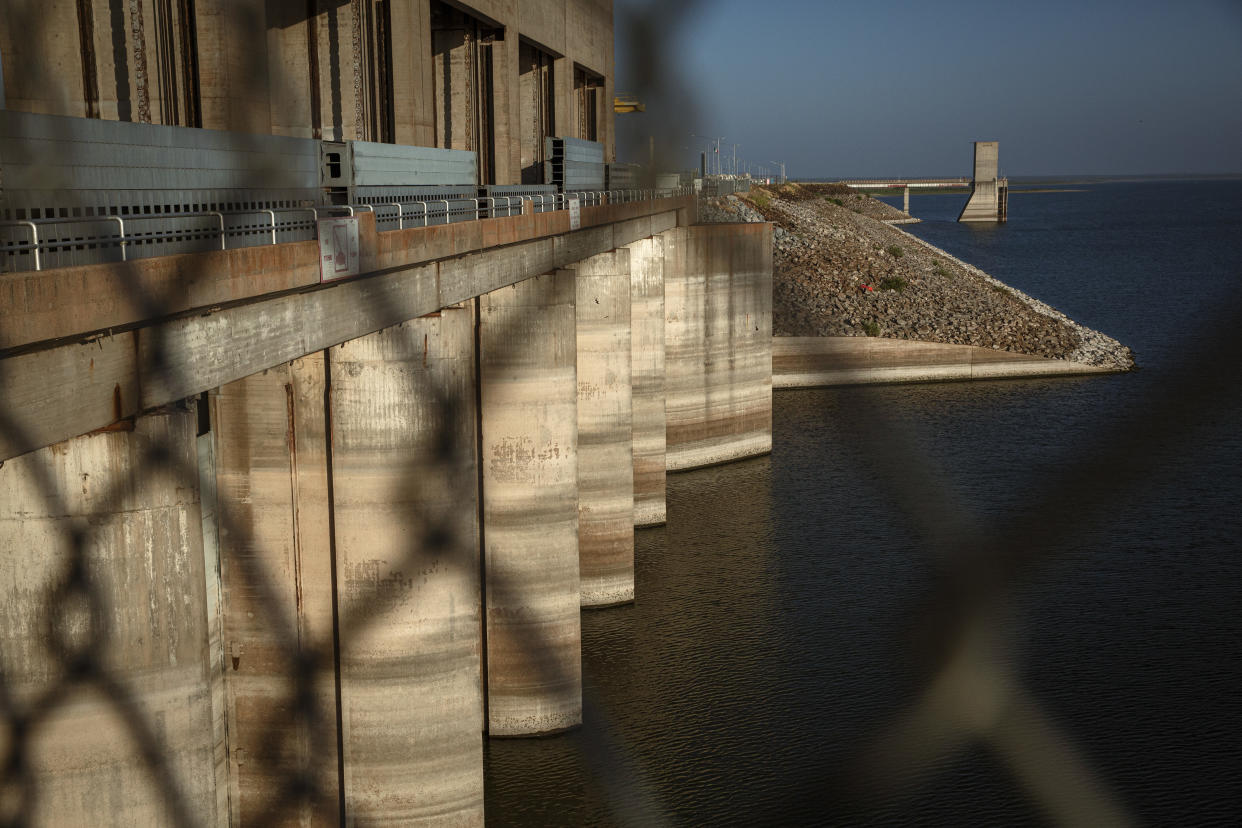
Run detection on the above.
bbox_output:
[773,336,1114,388]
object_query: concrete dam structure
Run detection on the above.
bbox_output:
[0,1,772,823]
[0,189,773,824]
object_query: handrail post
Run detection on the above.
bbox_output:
[19,221,40,271]
[110,216,127,261]
[263,209,277,245]
[208,211,225,250]
[388,202,403,230]
[441,200,450,225]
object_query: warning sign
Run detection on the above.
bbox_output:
[317,217,360,283]
[568,197,581,231]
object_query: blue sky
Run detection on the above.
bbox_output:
[613,0,1242,178]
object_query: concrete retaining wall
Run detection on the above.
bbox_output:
[663,223,773,471]
[772,336,1111,388]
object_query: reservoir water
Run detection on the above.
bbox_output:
[484,180,1242,825]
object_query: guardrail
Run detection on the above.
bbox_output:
[0,187,688,274]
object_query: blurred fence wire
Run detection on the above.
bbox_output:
[5,3,1241,828]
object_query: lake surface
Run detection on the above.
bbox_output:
[485,181,1242,825]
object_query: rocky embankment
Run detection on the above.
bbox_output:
[700,182,1134,370]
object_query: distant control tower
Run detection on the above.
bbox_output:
[958,141,1009,222]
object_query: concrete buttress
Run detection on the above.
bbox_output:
[571,251,636,606]
[626,236,668,527]
[0,408,217,826]
[329,307,484,824]
[663,224,774,471]
[208,355,339,825]
[479,271,583,736]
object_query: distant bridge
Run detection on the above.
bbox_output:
[839,142,1009,222]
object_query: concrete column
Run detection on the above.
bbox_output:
[663,224,773,471]
[490,29,520,185]
[265,10,315,138]
[0,408,217,825]
[479,271,582,735]
[209,355,338,825]
[195,0,271,133]
[572,250,635,605]
[552,56,574,139]
[330,307,484,824]
[903,186,910,214]
[627,236,667,527]
[390,0,435,147]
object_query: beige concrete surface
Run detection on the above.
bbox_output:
[571,250,635,606]
[0,409,217,826]
[209,356,339,825]
[627,236,667,527]
[329,310,484,824]
[772,336,1114,388]
[664,223,773,471]
[479,271,582,735]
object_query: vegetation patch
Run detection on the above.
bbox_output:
[885,245,904,259]
[932,262,949,277]
[862,320,880,337]
[878,277,908,292]
[825,197,844,206]
[751,190,771,209]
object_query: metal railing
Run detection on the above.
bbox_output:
[0,187,689,273]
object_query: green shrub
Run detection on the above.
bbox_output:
[885,245,904,258]
[825,197,844,206]
[862,320,880,337]
[878,277,907,292]
[751,191,770,209]
[932,262,949,277]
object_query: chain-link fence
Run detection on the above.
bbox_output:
[5,3,1242,827]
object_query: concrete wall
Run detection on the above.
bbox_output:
[772,336,1112,387]
[479,271,583,734]
[663,223,773,471]
[0,200,775,817]
[571,250,635,606]
[0,409,217,826]
[627,236,667,526]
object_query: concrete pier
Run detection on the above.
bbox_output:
[664,224,774,471]
[208,357,338,824]
[958,141,1006,222]
[572,250,636,606]
[479,273,583,735]
[0,409,217,826]
[329,311,484,823]
[627,237,668,527]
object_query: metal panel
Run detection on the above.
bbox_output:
[0,110,320,208]
[348,140,477,188]
[544,137,606,192]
